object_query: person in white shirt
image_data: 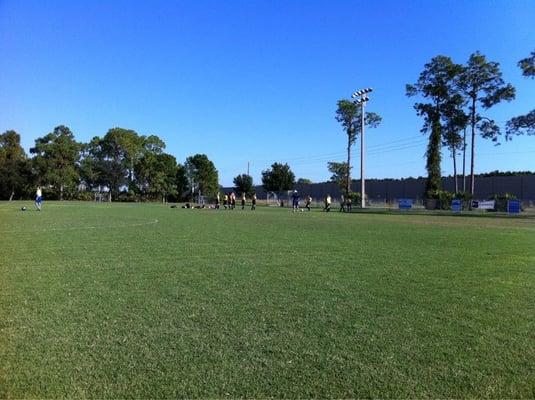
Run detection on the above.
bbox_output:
[35,186,43,211]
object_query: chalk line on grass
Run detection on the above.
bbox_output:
[0,218,159,235]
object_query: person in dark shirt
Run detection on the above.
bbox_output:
[346,195,352,213]
[251,193,257,210]
[304,195,312,211]
[339,194,346,212]
[291,190,300,212]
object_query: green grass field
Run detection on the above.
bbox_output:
[1,202,534,398]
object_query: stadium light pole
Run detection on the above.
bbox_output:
[351,88,373,209]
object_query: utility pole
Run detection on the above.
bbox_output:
[247,161,250,176]
[360,100,365,209]
[462,127,466,193]
[351,88,373,208]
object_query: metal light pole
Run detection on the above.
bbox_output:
[351,88,373,208]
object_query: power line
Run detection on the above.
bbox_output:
[247,134,426,166]
[281,136,427,166]
[290,141,428,167]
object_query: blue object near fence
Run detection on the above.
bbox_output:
[398,199,413,210]
[507,200,521,214]
[452,199,462,213]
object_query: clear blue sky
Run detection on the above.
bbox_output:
[1,0,534,186]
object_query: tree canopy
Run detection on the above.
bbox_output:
[0,130,29,200]
[506,50,534,140]
[406,55,463,196]
[459,51,515,194]
[233,174,254,196]
[261,162,295,193]
[184,154,219,199]
[518,50,535,78]
[327,161,348,188]
[30,125,82,200]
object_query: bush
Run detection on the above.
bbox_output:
[72,191,95,201]
[346,191,363,206]
[426,190,473,210]
[42,187,59,200]
[489,193,518,212]
[426,190,453,210]
[117,190,138,202]
[454,192,473,202]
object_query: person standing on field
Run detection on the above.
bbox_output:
[230,192,236,210]
[215,192,220,209]
[228,192,232,210]
[251,193,257,210]
[35,186,43,211]
[241,192,246,209]
[346,195,352,213]
[339,194,346,212]
[323,194,331,212]
[223,193,228,210]
[305,195,312,211]
[291,190,300,212]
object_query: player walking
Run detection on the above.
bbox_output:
[304,195,312,211]
[339,194,346,212]
[231,192,236,210]
[251,193,257,210]
[323,194,331,212]
[35,186,43,211]
[346,195,352,213]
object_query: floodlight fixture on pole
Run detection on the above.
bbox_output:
[352,87,373,209]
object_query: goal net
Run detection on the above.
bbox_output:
[197,194,207,206]
[266,191,280,207]
[267,191,294,207]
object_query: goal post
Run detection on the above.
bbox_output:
[266,191,280,207]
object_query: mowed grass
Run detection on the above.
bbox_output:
[1,202,534,398]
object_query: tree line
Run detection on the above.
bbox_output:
[0,124,302,201]
[0,126,220,202]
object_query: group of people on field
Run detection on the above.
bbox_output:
[289,190,351,213]
[30,185,353,214]
[215,192,257,210]
[208,190,351,213]
[290,190,312,212]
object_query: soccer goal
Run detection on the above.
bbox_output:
[197,194,207,206]
[266,191,280,207]
[94,192,105,202]
[266,191,294,207]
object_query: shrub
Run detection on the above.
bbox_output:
[346,191,362,207]
[489,193,518,212]
[117,190,138,202]
[73,191,94,201]
[427,190,454,209]
[426,190,472,210]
